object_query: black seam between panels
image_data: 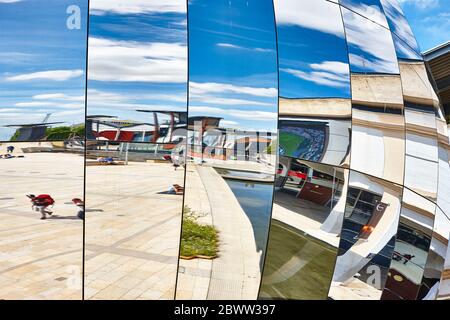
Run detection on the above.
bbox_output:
[82,0,91,301]
[402,185,450,222]
[256,0,280,301]
[173,0,190,301]
[324,3,354,300]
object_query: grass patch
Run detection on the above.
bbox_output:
[180,206,219,259]
[279,131,304,155]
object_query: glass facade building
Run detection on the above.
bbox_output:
[0,0,449,300]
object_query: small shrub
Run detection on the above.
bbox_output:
[180,206,219,258]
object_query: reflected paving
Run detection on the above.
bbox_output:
[0,142,83,299]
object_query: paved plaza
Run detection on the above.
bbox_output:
[0,143,84,299]
[84,158,184,300]
[0,143,184,300]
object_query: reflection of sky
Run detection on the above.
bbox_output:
[396,0,450,52]
[342,7,399,74]
[340,0,389,27]
[0,0,87,141]
[87,0,187,124]
[380,0,422,60]
[274,0,350,98]
[188,0,278,132]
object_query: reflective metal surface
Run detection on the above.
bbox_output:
[175,0,278,300]
[260,158,348,299]
[328,171,402,300]
[0,0,87,142]
[0,142,84,299]
[381,190,435,300]
[1,0,449,301]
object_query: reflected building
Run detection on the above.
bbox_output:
[1,0,449,301]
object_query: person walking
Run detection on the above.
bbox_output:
[27,194,55,219]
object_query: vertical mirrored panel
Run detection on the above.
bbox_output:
[84,0,187,300]
[87,0,188,143]
[419,208,450,299]
[339,0,389,27]
[0,0,87,142]
[274,0,351,167]
[342,7,398,74]
[84,141,183,299]
[0,142,84,299]
[259,158,349,299]
[379,0,421,60]
[381,190,435,300]
[329,171,402,300]
[437,214,450,299]
[175,0,278,300]
[400,61,439,202]
[436,113,450,215]
[350,75,405,184]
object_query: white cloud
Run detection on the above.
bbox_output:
[217,43,241,49]
[0,0,23,3]
[281,60,349,88]
[0,108,21,113]
[88,37,187,83]
[342,1,389,27]
[190,95,272,107]
[398,0,439,10]
[217,43,274,53]
[190,106,277,121]
[86,89,185,112]
[15,101,83,109]
[343,8,399,73]
[32,93,85,101]
[5,69,83,81]
[381,0,419,50]
[190,82,277,98]
[273,0,345,37]
[90,0,186,15]
[220,120,239,127]
[12,93,85,109]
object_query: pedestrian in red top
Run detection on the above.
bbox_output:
[26,194,55,220]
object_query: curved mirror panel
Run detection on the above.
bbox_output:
[379,0,421,58]
[175,0,278,300]
[342,7,398,74]
[260,158,349,299]
[328,170,402,300]
[350,74,405,184]
[400,61,439,202]
[381,190,435,300]
[0,0,87,142]
[339,0,389,28]
[86,0,188,144]
[84,141,184,299]
[418,207,450,299]
[0,142,84,299]
[274,0,351,167]
[437,217,450,300]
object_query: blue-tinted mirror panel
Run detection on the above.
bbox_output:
[342,7,399,74]
[0,0,87,142]
[275,0,350,99]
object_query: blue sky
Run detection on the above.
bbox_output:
[398,0,450,52]
[188,0,278,132]
[87,1,187,127]
[0,0,87,141]
[274,0,350,98]
[0,0,448,140]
